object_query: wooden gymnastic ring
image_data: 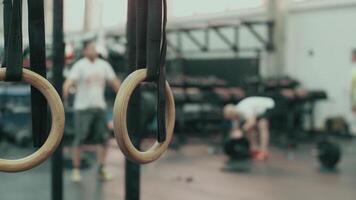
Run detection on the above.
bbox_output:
[113,69,175,164]
[0,68,65,172]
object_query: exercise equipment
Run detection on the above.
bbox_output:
[0,69,64,172]
[222,137,251,172]
[114,69,175,163]
[0,0,64,172]
[28,0,48,147]
[113,0,175,164]
[223,137,251,161]
[317,138,341,169]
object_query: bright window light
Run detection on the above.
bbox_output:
[171,0,264,17]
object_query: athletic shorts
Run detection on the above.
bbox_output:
[73,108,109,147]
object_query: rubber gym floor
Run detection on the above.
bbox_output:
[1,139,356,200]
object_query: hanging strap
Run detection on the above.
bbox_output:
[136,0,147,68]
[142,0,167,142]
[2,0,12,68]
[156,0,167,142]
[146,0,162,81]
[129,0,168,143]
[4,0,23,82]
[27,0,48,147]
[127,0,137,68]
[2,0,48,147]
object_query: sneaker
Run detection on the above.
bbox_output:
[253,151,269,161]
[71,168,82,182]
[98,167,113,182]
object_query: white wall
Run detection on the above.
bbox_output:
[286,6,356,131]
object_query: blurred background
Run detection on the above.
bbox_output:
[0,0,356,200]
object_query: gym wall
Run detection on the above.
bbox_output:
[286,5,356,133]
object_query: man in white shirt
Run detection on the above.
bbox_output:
[63,41,121,182]
[223,96,275,161]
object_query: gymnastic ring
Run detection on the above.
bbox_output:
[0,68,65,172]
[113,68,175,164]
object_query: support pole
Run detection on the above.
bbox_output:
[125,0,141,199]
[51,0,65,200]
[266,0,288,77]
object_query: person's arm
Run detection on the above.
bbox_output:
[63,79,75,99]
[242,117,257,132]
[230,129,243,139]
[62,62,81,99]
[239,105,257,132]
[108,78,121,93]
[104,62,121,92]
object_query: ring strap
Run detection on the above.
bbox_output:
[2,0,49,147]
[2,0,12,68]
[3,0,23,82]
[127,0,137,68]
[146,0,162,81]
[128,0,169,142]
[146,0,168,142]
[28,0,48,147]
[136,0,147,68]
[157,0,168,142]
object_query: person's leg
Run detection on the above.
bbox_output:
[93,109,109,165]
[72,111,83,168]
[71,110,93,182]
[246,127,259,152]
[93,109,112,181]
[258,118,270,153]
[72,147,81,168]
[254,118,270,161]
[97,145,107,166]
[242,118,258,151]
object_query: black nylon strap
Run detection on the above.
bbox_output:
[156,68,166,142]
[131,0,168,142]
[127,0,137,68]
[2,0,12,68]
[28,0,48,147]
[4,0,23,82]
[136,0,147,67]
[127,0,143,147]
[146,0,162,81]
[156,0,167,142]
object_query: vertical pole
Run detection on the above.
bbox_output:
[83,0,101,32]
[83,0,93,31]
[266,0,288,77]
[51,0,64,200]
[125,0,141,200]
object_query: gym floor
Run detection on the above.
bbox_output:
[1,139,356,200]
[0,139,356,200]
